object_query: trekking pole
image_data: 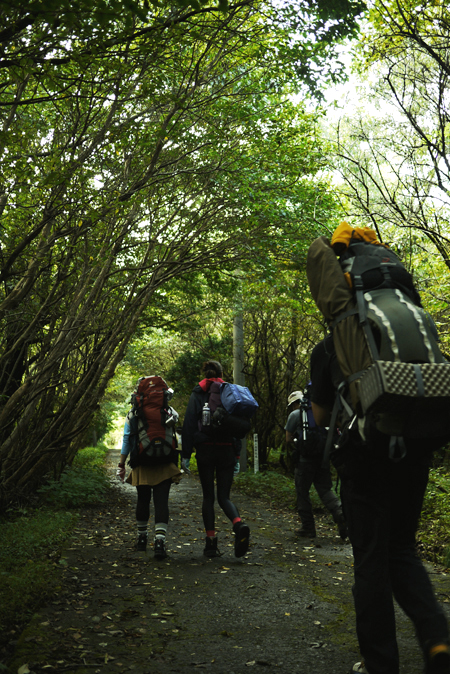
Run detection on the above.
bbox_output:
[302,403,308,441]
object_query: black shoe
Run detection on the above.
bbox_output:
[204,536,221,558]
[295,527,316,538]
[154,538,167,560]
[234,523,250,558]
[136,533,147,552]
[426,644,450,674]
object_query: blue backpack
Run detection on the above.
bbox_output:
[220,383,259,418]
[198,382,259,440]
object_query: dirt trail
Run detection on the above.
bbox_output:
[8,451,450,674]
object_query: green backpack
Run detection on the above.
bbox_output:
[307,232,450,455]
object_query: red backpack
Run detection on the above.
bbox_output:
[128,376,178,468]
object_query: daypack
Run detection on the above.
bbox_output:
[198,382,258,441]
[292,385,327,462]
[306,223,450,452]
[128,375,179,468]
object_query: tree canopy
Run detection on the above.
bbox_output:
[328,0,450,266]
[0,0,364,505]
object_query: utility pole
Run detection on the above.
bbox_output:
[233,310,246,471]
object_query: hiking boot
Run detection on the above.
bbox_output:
[154,538,167,560]
[204,536,221,558]
[234,522,250,558]
[426,644,450,674]
[295,526,316,538]
[350,661,368,673]
[136,533,147,552]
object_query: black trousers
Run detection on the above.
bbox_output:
[294,457,341,529]
[340,440,448,674]
[196,443,239,531]
[135,479,172,524]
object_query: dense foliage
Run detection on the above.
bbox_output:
[0,0,364,507]
[328,0,450,270]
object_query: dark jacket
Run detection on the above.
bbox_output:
[181,384,209,459]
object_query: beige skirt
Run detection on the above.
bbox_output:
[125,461,182,487]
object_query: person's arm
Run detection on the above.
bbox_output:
[117,419,131,481]
[309,338,335,428]
[285,429,294,443]
[181,392,202,459]
[285,409,300,445]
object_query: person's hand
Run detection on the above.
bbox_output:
[233,461,240,476]
[181,458,191,474]
[116,464,125,482]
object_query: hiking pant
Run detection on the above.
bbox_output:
[135,479,172,524]
[295,457,341,530]
[340,440,448,674]
[196,443,239,531]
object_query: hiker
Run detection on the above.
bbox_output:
[117,376,182,561]
[310,336,450,674]
[181,359,250,558]
[285,388,346,540]
[306,223,450,674]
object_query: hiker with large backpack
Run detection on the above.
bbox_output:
[285,387,346,540]
[117,375,182,560]
[307,223,450,674]
[181,359,256,558]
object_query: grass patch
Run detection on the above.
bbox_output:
[1,444,112,648]
[0,509,77,644]
[37,443,111,508]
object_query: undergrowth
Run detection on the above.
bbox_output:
[419,467,450,569]
[0,510,77,641]
[37,443,110,508]
[1,444,112,649]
